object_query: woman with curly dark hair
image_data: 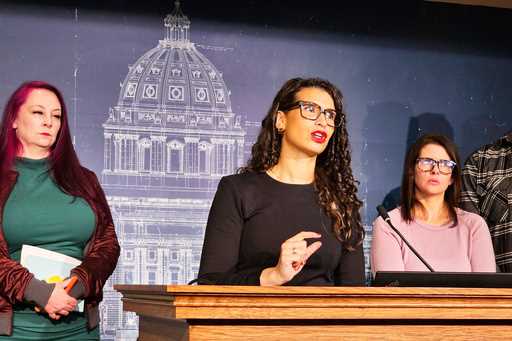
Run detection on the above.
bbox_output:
[198,77,365,286]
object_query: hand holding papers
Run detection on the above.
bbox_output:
[34,276,79,313]
[20,245,84,312]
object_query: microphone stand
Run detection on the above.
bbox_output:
[377,205,435,272]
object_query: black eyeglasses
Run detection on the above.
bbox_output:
[282,101,341,127]
[416,157,457,175]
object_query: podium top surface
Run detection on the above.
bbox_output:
[114,284,512,321]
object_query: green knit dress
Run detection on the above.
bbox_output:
[1,158,99,340]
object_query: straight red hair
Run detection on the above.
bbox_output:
[0,81,96,202]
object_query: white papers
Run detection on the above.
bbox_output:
[20,244,84,312]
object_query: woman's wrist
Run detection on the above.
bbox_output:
[260,267,287,286]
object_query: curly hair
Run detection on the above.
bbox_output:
[240,77,364,250]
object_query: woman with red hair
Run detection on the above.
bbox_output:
[0,81,119,339]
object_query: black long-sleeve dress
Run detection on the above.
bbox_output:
[198,172,365,286]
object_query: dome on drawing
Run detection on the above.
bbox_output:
[102,1,245,191]
[109,1,236,129]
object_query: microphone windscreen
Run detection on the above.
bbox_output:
[376,205,389,220]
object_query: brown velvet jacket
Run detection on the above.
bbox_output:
[0,168,120,335]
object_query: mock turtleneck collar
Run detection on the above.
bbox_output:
[15,157,50,171]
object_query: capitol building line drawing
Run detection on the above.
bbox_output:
[98,2,251,339]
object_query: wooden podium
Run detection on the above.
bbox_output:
[114,285,512,340]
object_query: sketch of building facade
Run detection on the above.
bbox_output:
[99,2,246,339]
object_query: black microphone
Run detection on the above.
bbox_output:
[376,205,435,272]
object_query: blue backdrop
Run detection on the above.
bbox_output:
[1,1,511,339]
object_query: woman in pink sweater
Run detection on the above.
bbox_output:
[371,134,496,274]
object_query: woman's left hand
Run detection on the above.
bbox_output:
[260,231,322,286]
[45,282,77,320]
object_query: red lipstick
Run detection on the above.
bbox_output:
[311,130,327,143]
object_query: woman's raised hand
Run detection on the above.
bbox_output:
[260,231,322,286]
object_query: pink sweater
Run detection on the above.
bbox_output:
[371,207,496,274]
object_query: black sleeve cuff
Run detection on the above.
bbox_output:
[197,268,263,285]
[23,278,55,308]
[67,279,86,299]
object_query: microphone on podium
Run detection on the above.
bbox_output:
[376,205,435,272]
